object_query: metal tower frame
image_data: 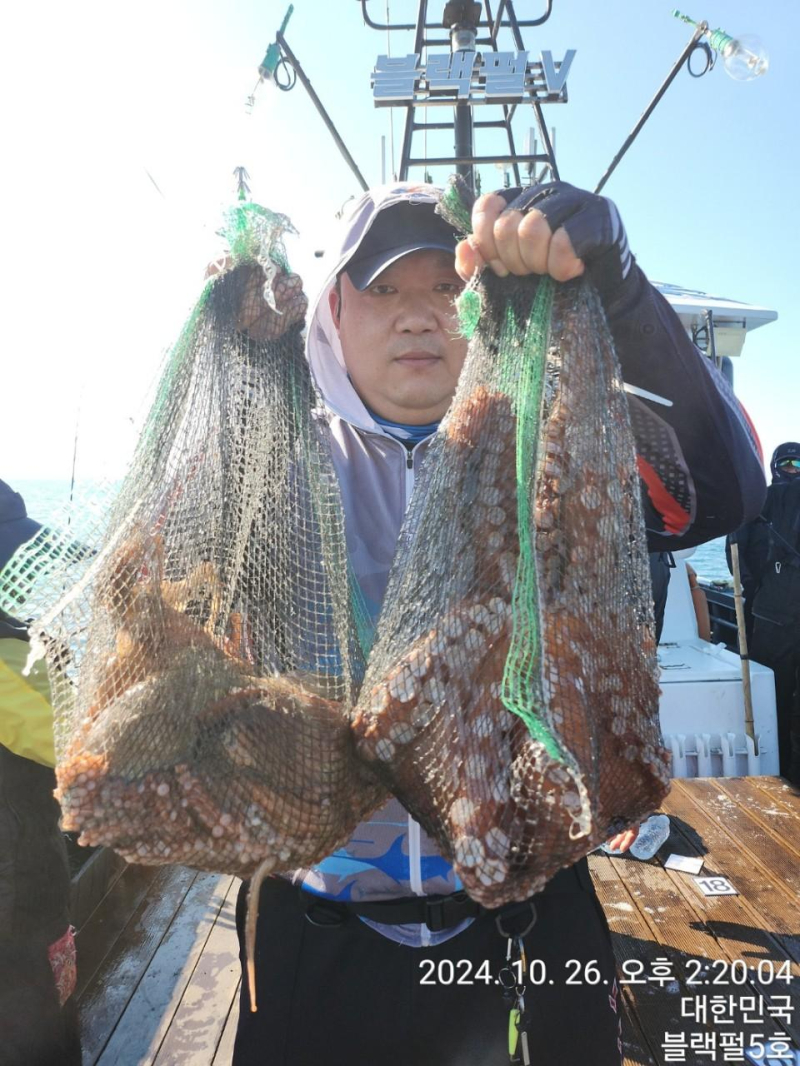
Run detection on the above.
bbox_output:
[359,0,559,190]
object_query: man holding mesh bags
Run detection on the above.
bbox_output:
[224,180,765,1066]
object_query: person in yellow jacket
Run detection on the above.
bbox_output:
[0,479,81,1066]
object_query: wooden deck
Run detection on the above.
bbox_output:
[74,776,800,1065]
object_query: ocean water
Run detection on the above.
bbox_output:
[9,477,732,583]
[9,478,118,549]
[10,480,82,526]
[687,537,730,586]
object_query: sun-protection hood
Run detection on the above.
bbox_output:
[771,441,800,483]
[305,182,458,433]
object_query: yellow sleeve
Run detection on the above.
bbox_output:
[0,637,56,767]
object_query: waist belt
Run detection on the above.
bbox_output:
[296,860,589,933]
[300,889,536,934]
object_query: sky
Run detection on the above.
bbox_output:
[2,0,798,485]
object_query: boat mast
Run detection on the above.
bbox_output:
[364,0,561,194]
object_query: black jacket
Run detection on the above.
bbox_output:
[730,479,800,628]
[0,614,71,946]
[494,187,767,552]
[606,267,766,551]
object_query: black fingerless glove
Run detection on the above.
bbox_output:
[497,182,642,316]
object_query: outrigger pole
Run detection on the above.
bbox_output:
[253,5,369,192]
[595,11,768,194]
[593,19,708,195]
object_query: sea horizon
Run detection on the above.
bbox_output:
[7,476,733,587]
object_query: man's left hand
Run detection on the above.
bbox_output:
[455,182,634,304]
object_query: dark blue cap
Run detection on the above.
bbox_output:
[343,200,460,291]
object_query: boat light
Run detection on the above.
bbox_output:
[673,11,769,81]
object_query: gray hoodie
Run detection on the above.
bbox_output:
[291,183,466,947]
[288,179,766,947]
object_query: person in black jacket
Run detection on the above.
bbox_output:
[728,443,800,783]
[0,481,82,1066]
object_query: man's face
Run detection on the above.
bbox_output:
[330,249,468,425]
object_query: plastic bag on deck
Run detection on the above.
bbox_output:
[352,180,670,906]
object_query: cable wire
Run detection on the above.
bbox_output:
[386,0,396,178]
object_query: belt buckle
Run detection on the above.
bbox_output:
[304,898,348,928]
[424,896,447,932]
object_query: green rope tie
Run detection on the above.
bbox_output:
[457,288,482,339]
[438,181,473,235]
[220,202,295,273]
[673,11,734,54]
[706,26,735,54]
[496,278,565,762]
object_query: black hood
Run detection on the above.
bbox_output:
[770,442,800,483]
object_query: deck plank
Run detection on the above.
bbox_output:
[210,979,241,1065]
[73,778,800,1065]
[589,852,689,1066]
[94,872,233,1066]
[674,778,800,899]
[621,1003,658,1066]
[647,809,800,1045]
[76,863,173,1001]
[153,876,241,1065]
[79,865,199,1065]
[71,848,128,934]
[663,780,800,960]
[592,781,800,1061]
[750,775,800,817]
[717,777,800,853]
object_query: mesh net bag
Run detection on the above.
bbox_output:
[18,203,385,878]
[8,183,670,914]
[352,181,671,907]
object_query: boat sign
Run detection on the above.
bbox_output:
[372,50,576,106]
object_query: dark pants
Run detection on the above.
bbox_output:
[0,936,81,1066]
[233,861,622,1066]
[649,552,672,644]
[751,621,800,783]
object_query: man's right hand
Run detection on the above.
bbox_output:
[206,259,308,342]
[455,182,635,308]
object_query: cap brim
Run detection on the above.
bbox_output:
[346,240,458,291]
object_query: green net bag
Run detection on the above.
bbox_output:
[352,180,670,906]
[19,204,384,879]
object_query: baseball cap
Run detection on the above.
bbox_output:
[774,442,800,461]
[771,442,800,481]
[0,480,42,571]
[342,198,461,291]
